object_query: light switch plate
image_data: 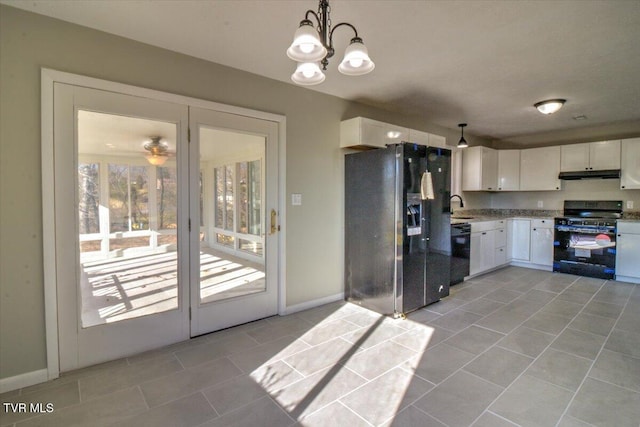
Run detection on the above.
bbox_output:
[627,200,634,209]
[292,193,302,206]
[537,200,543,208]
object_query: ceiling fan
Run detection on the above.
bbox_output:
[143,136,172,166]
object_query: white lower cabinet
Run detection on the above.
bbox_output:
[470,220,507,276]
[530,219,554,267]
[616,221,640,283]
[508,219,531,261]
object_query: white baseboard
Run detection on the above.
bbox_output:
[615,275,640,284]
[509,261,552,271]
[0,368,49,394]
[281,292,345,315]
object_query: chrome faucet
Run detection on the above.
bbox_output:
[450,194,464,214]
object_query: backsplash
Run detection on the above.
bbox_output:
[623,210,640,219]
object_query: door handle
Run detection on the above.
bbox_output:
[270,209,280,235]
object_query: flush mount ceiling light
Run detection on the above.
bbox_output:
[287,0,374,85]
[534,99,566,115]
[144,136,169,166]
[457,123,469,148]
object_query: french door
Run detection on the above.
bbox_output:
[52,83,280,372]
[189,108,279,335]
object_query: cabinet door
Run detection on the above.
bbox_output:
[616,232,640,278]
[470,232,482,275]
[480,229,496,271]
[510,219,531,261]
[520,146,561,191]
[621,138,640,189]
[462,146,482,191]
[560,143,590,171]
[482,147,498,191]
[531,226,553,266]
[428,133,447,149]
[589,141,620,170]
[361,119,408,148]
[498,150,520,191]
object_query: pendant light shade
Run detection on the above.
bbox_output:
[457,123,469,148]
[534,99,566,115]
[146,154,168,166]
[287,20,327,62]
[291,61,326,85]
[338,37,375,76]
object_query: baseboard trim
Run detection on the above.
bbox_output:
[615,275,640,284]
[282,292,345,315]
[0,368,49,393]
[509,261,552,271]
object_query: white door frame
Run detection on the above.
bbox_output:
[41,68,287,381]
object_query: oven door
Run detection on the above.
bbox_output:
[553,220,617,278]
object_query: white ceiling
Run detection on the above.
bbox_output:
[6,0,640,145]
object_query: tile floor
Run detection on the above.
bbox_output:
[2,267,639,427]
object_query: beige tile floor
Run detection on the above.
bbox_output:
[2,267,639,426]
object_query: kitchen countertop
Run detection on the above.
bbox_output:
[451,209,640,224]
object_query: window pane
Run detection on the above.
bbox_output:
[216,233,234,247]
[78,163,100,234]
[225,165,234,231]
[248,160,261,236]
[129,165,149,230]
[109,164,130,232]
[214,167,224,228]
[156,166,177,230]
[238,162,248,234]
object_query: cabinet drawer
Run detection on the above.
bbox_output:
[532,218,553,229]
[471,220,505,233]
[618,221,640,234]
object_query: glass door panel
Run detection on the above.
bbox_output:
[77,111,179,327]
[199,127,266,304]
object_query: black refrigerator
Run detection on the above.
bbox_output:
[345,143,451,316]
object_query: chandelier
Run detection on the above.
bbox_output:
[286,0,375,85]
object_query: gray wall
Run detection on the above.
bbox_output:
[0,5,472,380]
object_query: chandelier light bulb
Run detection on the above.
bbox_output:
[287,20,327,62]
[291,62,326,85]
[338,38,375,76]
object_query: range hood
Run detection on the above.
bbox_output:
[558,169,621,180]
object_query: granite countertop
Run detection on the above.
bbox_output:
[450,208,640,224]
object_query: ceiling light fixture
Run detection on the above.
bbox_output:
[457,123,469,148]
[534,99,566,115]
[287,0,374,85]
[144,136,169,166]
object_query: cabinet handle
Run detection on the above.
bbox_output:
[622,186,626,189]
[533,228,537,231]
[482,232,487,235]
[556,187,560,190]
[618,234,621,237]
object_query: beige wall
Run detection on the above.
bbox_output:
[0,5,471,380]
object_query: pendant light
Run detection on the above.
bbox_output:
[534,99,566,115]
[144,137,169,166]
[457,123,469,148]
[287,0,374,85]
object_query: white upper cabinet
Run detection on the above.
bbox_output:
[590,141,621,170]
[340,117,447,150]
[621,138,640,189]
[520,146,561,191]
[462,146,498,191]
[340,117,408,148]
[497,149,520,191]
[560,140,621,171]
